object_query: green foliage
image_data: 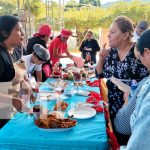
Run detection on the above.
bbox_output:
[79,0,101,7]
[0,1,17,15]
[1,0,150,31]
[64,7,104,30]
[65,0,81,10]
[24,0,43,17]
[65,1,150,29]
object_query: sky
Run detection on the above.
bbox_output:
[100,0,118,4]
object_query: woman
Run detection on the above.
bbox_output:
[48,29,74,67]
[120,29,150,150]
[21,44,50,82]
[0,15,29,128]
[79,30,100,63]
[96,16,149,133]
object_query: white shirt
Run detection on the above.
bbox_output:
[132,31,140,43]
[21,54,42,75]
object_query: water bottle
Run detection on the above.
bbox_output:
[130,80,137,91]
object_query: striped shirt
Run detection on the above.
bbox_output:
[120,76,150,150]
[114,77,148,135]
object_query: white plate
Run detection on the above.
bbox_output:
[37,126,75,132]
[37,93,57,101]
[76,102,94,108]
[76,90,90,96]
[68,107,96,119]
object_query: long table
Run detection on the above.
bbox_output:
[0,78,108,150]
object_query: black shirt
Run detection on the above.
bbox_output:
[26,36,47,55]
[79,39,100,63]
[0,45,15,82]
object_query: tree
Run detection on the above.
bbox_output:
[79,0,101,7]
[65,0,80,10]
[24,0,44,17]
[0,1,17,15]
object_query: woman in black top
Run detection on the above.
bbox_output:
[79,30,100,63]
[0,16,25,81]
[0,15,27,128]
[96,16,149,145]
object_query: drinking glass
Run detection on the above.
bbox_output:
[73,71,82,92]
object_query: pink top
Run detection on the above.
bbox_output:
[48,37,67,66]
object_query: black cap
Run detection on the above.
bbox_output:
[137,21,148,30]
[0,15,19,42]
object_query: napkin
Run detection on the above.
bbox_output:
[89,91,100,98]
[72,56,84,68]
[86,91,101,103]
[86,91,103,112]
[110,76,131,93]
[92,105,103,113]
[87,80,99,87]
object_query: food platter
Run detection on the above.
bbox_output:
[36,126,75,132]
[34,113,77,132]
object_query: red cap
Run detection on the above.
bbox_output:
[33,24,51,37]
[61,29,72,38]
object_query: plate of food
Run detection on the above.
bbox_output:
[68,107,96,119]
[34,112,77,132]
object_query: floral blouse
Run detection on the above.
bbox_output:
[102,46,149,118]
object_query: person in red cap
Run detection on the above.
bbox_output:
[48,29,74,67]
[27,24,51,54]
[26,24,52,82]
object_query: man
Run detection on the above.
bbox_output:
[133,20,148,42]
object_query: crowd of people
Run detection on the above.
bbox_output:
[0,14,150,149]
